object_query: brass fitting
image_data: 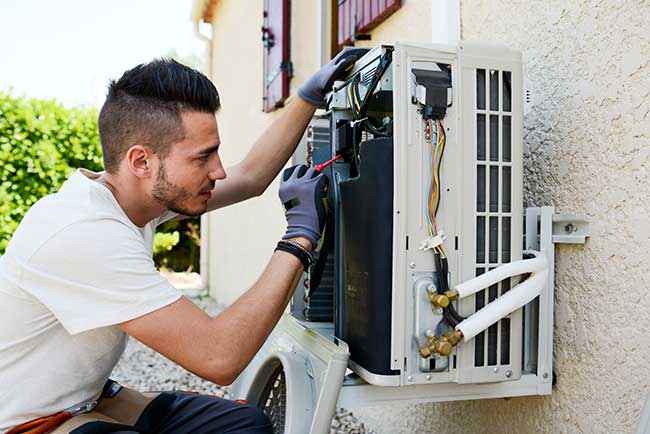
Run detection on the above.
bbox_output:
[426,335,453,357]
[441,330,464,347]
[428,290,459,309]
[418,346,433,358]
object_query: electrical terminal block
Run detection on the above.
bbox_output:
[419,231,446,252]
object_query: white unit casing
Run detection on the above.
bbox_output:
[233,43,568,434]
[389,42,524,386]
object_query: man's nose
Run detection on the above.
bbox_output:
[208,155,227,181]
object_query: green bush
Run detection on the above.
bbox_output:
[0,91,200,272]
[154,231,180,256]
[0,91,103,252]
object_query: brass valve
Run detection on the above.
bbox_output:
[428,290,459,309]
[428,335,452,356]
[418,346,433,358]
[441,330,463,347]
[418,335,453,358]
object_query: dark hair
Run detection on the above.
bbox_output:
[98,58,220,173]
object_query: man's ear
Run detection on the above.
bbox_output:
[125,144,153,179]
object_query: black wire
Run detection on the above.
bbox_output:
[364,118,390,137]
[440,256,466,323]
[357,51,393,118]
[434,251,460,328]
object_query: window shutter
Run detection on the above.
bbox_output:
[262,0,291,113]
[337,0,401,46]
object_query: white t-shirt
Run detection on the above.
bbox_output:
[0,169,182,432]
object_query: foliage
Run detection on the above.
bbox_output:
[154,231,180,255]
[154,218,201,271]
[0,91,200,272]
[0,91,103,253]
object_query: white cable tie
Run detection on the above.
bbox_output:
[419,231,446,251]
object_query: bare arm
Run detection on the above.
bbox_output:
[118,237,310,385]
[207,97,317,210]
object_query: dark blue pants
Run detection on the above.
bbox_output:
[70,392,273,434]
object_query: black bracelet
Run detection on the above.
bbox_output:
[278,239,314,263]
[275,242,311,271]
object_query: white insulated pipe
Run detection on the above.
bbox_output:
[454,252,548,298]
[456,268,547,341]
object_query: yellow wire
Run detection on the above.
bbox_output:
[352,81,361,111]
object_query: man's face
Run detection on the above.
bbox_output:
[151,111,225,216]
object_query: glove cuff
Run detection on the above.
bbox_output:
[297,87,324,106]
[283,226,320,249]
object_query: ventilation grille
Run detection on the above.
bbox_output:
[305,124,335,322]
[474,68,513,367]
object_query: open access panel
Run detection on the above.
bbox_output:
[297,41,529,386]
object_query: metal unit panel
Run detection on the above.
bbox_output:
[391,42,459,383]
[392,42,525,386]
[454,43,524,384]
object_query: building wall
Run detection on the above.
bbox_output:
[204,0,320,304]
[354,1,650,433]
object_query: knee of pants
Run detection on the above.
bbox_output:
[238,404,273,430]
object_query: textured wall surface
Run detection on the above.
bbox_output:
[355,1,650,433]
[206,0,319,304]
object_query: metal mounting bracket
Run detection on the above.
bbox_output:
[552,213,591,244]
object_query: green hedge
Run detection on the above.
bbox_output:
[0,91,199,271]
[0,91,103,252]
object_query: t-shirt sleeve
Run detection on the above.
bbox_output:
[21,218,182,335]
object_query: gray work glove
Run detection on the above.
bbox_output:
[279,165,329,248]
[298,47,370,106]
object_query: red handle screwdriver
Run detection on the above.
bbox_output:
[314,154,343,172]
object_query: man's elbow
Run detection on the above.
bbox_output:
[203,358,243,386]
[251,183,266,198]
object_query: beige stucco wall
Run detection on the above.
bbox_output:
[204,0,320,304]
[354,1,650,433]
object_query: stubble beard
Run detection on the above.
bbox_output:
[152,159,205,216]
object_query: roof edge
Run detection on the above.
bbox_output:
[190,0,217,24]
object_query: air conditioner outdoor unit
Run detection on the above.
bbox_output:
[301,41,529,386]
[233,42,589,434]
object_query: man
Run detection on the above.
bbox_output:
[0,48,367,433]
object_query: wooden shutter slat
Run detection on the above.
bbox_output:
[337,0,401,46]
[263,0,290,112]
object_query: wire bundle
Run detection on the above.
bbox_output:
[424,118,465,327]
[425,118,446,250]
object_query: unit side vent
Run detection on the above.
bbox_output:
[474,68,514,368]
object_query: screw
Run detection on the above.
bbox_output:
[493,367,500,374]
[409,262,416,269]
[564,223,574,233]
[407,376,413,382]
[505,370,513,378]
[542,372,549,379]
[426,374,432,380]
